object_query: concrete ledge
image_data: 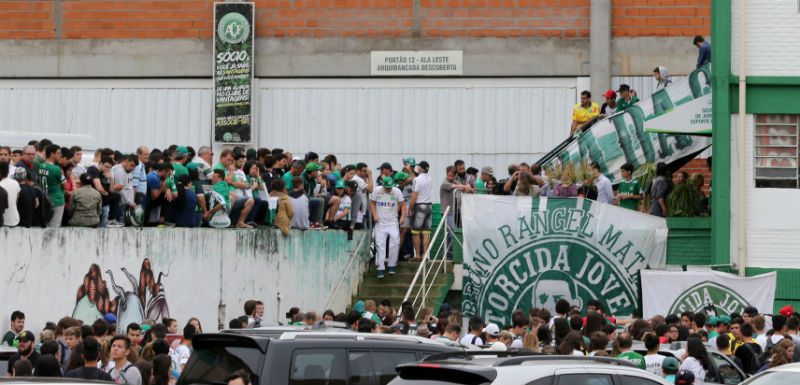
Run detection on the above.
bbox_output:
[0,37,695,78]
[0,227,370,333]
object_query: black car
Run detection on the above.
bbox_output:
[177,332,460,385]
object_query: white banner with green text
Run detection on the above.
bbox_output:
[461,195,668,326]
[642,270,777,319]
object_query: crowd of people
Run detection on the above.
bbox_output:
[2,310,202,384]
[7,294,800,385]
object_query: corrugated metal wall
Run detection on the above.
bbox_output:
[0,80,212,152]
[259,78,576,198]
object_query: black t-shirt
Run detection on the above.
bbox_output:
[87,166,111,205]
[17,184,37,227]
[0,186,7,226]
[7,351,40,375]
[65,366,114,381]
[735,342,762,375]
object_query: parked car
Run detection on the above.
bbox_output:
[738,362,800,385]
[0,346,17,377]
[629,342,748,385]
[389,351,672,385]
[176,332,460,385]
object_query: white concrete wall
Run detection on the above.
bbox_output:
[732,0,800,76]
[730,114,800,268]
[0,228,369,335]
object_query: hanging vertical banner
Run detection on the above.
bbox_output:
[641,270,777,319]
[214,2,254,143]
[461,195,668,326]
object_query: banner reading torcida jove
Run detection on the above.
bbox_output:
[461,196,667,325]
[214,2,254,143]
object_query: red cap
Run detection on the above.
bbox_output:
[603,89,617,99]
[780,305,794,317]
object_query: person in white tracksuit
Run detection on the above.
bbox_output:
[370,175,407,279]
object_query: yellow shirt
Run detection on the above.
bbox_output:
[572,102,600,124]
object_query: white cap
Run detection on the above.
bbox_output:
[483,323,500,337]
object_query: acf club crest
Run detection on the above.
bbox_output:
[217,12,251,44]
[668,281,752,316]
[461,196,668,326]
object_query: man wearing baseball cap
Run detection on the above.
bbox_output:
[661,357,680,383]
[476,167,494,194]
[600,89,618,117]
[6,330,39,375]
[369,176,407,278]
[483,323,506,351]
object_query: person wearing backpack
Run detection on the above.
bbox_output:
[734,323,763,375]
[106,335,142,385]
[65,337,113,381]
[459,316,485,346]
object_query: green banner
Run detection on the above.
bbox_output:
[544,64,713,183]
[213,2,254,143]
[461,196,668,324]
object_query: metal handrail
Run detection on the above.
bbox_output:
[324,231,370,310]
[402,206,451,315]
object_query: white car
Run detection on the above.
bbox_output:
[738,362,800,385]
[390,351,674,385]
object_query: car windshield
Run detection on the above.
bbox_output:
[742,371,800,385]
[179,345,264,385]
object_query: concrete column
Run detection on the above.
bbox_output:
[589,0,612,101]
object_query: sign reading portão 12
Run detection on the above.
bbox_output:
[214,2,254,143]
[461,196,668,325]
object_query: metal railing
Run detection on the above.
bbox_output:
[402,206,452,318]
[324,231,370,310]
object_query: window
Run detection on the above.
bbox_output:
[289,349,347,385]
[754,114,799,188]
[372,351,418,385]
[555,374,613,385]
[709,352,744,385]
[619,376,663,385]
[348,351,373,385]
[527,376,554,385]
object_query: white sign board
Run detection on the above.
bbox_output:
[371,50,463,76]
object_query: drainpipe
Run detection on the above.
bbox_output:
[737,0,747,277]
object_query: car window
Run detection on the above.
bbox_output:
[527,376,554,385]
[180,345,262,385]
[289,349,347,385]
[709,352,744,385]
[372,351,418,385]
[619,375,664,385]
[349,351,374,385]
[556,374,613,385]
[741,371,800,385]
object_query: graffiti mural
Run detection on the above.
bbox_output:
[72,258,171,334]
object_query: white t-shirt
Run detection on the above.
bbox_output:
[510,336,524,349]
[370,187,404,226]
[459,334,484,346]
[596,174,614,204]
[411,172,433,204]
[679,356,706,385]
[756,334,785,348]
[233,169,249,198]
[0,178,21,226]
[645,353,666,377]
[175,344,191,368]
[486,341,507,351]
[352,175,368,223]
[336,195,352,221]
[111,164,134,206]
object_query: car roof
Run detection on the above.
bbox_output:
[760,362,800,373]
[279,332,469,347]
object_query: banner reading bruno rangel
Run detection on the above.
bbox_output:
[642,270,777,319]
[462,196,667,326]
[214,2,254,143]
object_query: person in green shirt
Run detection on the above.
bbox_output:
[38,144,67,227]
[616,163,642,211]
[282,160,305,188]
[616,84,640,111]
[476,167,494,194]
[615,332,646,370]
[172,147,190,178]
[2,311,25,347]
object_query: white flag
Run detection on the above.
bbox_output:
[642,270,777,318]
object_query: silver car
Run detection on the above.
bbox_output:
[390,352,675,385]
[737,362,800,385]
